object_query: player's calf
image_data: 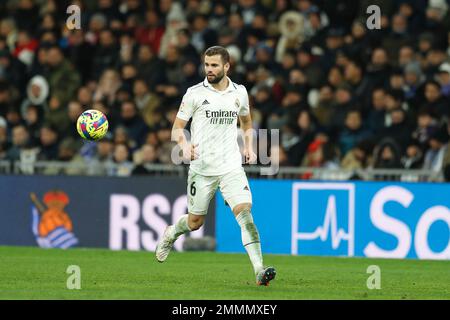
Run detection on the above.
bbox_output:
[188,213,205,231]
[235,207,265,276]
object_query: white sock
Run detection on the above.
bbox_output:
[172,215,191,239]
[236,209,264,275]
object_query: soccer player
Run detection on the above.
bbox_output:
[155,46,276,286]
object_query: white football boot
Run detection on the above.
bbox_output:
[155,225,176,263]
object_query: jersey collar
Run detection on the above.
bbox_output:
[203,76,237,93]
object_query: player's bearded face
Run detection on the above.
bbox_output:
[207,68,225,84]
[204,55,228,84]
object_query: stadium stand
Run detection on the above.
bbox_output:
[0,0,450,181]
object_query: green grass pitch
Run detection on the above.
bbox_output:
[0,246,449,300]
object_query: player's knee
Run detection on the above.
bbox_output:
[233,203,252,216]
[188,214,204,231]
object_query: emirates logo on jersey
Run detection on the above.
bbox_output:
[205,109,238,125]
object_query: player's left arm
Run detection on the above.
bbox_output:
[239,113,257,164]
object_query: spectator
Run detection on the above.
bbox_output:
[66,101,85,141]
[93,69,122,107]
[320,28,345,71]
[365,47,391,89]
[423,48,447,79]
[311,85,334,128]
[296,44,322,88]
[134,44,166,89]
[329,84,354,131]
[398,45,416,69]
[374,138,403,169]
[158,3,187,59]
[367,88,386,134]
[12,29,38,68]
[88,134,114,176]
[91,29,120,79]
[285,109,317,166]
[6,125,31,161]
[23,104,43,146]
[176,28,201,64]
[135,10,165,54]
[5,107,24,132]
[341,139,375,171]
[66,30,95,83]
[411,108,440,151]
[43,138,86,176]
[403,61,424,104]
[132,144,159,175]
[14,0,39,32]
[345,20,371,64]
[423,80,449,119]
[401,139,424,169]
[267,84,306,130]
[38,124,59,161]
[343,60,372,106]
[209,2,229,31]
[383,89,406,125]
[76,86,93,108]
[108,143,134,177]
[382,14,413,62]
[0,18,18,52]
[338,109,372,156]
[20,75,49,121]
[252,86,277,128]
[0,81,16,119]
[113,125,136,151]
[380,107,412,150]
[44,95,71,138]
[275,10,304,63]
[423,126,449,172]
[133,78,162,128]
[436,62,450,97]
[45,45,81,107]
[0,48,27,92]
[118,100,148,147]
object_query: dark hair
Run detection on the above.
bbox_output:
[204,46,230,64]
[386,89,404,102]
[425,79,441,90]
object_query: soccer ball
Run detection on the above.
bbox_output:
[76,109,109,141]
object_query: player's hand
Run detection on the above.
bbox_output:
[244,148,257,164]
[182,143,199,161]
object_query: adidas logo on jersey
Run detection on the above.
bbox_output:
[244,186,249,191]
[202,99,210,105]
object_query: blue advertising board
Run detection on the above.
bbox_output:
[0,175,214,251]
[216,180,450,260]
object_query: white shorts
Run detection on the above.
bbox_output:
[187,167,252,215]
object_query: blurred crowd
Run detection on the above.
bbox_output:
[1,0,450,180]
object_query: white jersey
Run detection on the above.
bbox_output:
[176,77,250,176]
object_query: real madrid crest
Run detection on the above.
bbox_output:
[235,98,240,109]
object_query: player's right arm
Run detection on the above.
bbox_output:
[171,117,198,161]
[172,90,199,161]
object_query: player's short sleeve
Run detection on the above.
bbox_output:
[238,85,250,116]
[177,90,195,121]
